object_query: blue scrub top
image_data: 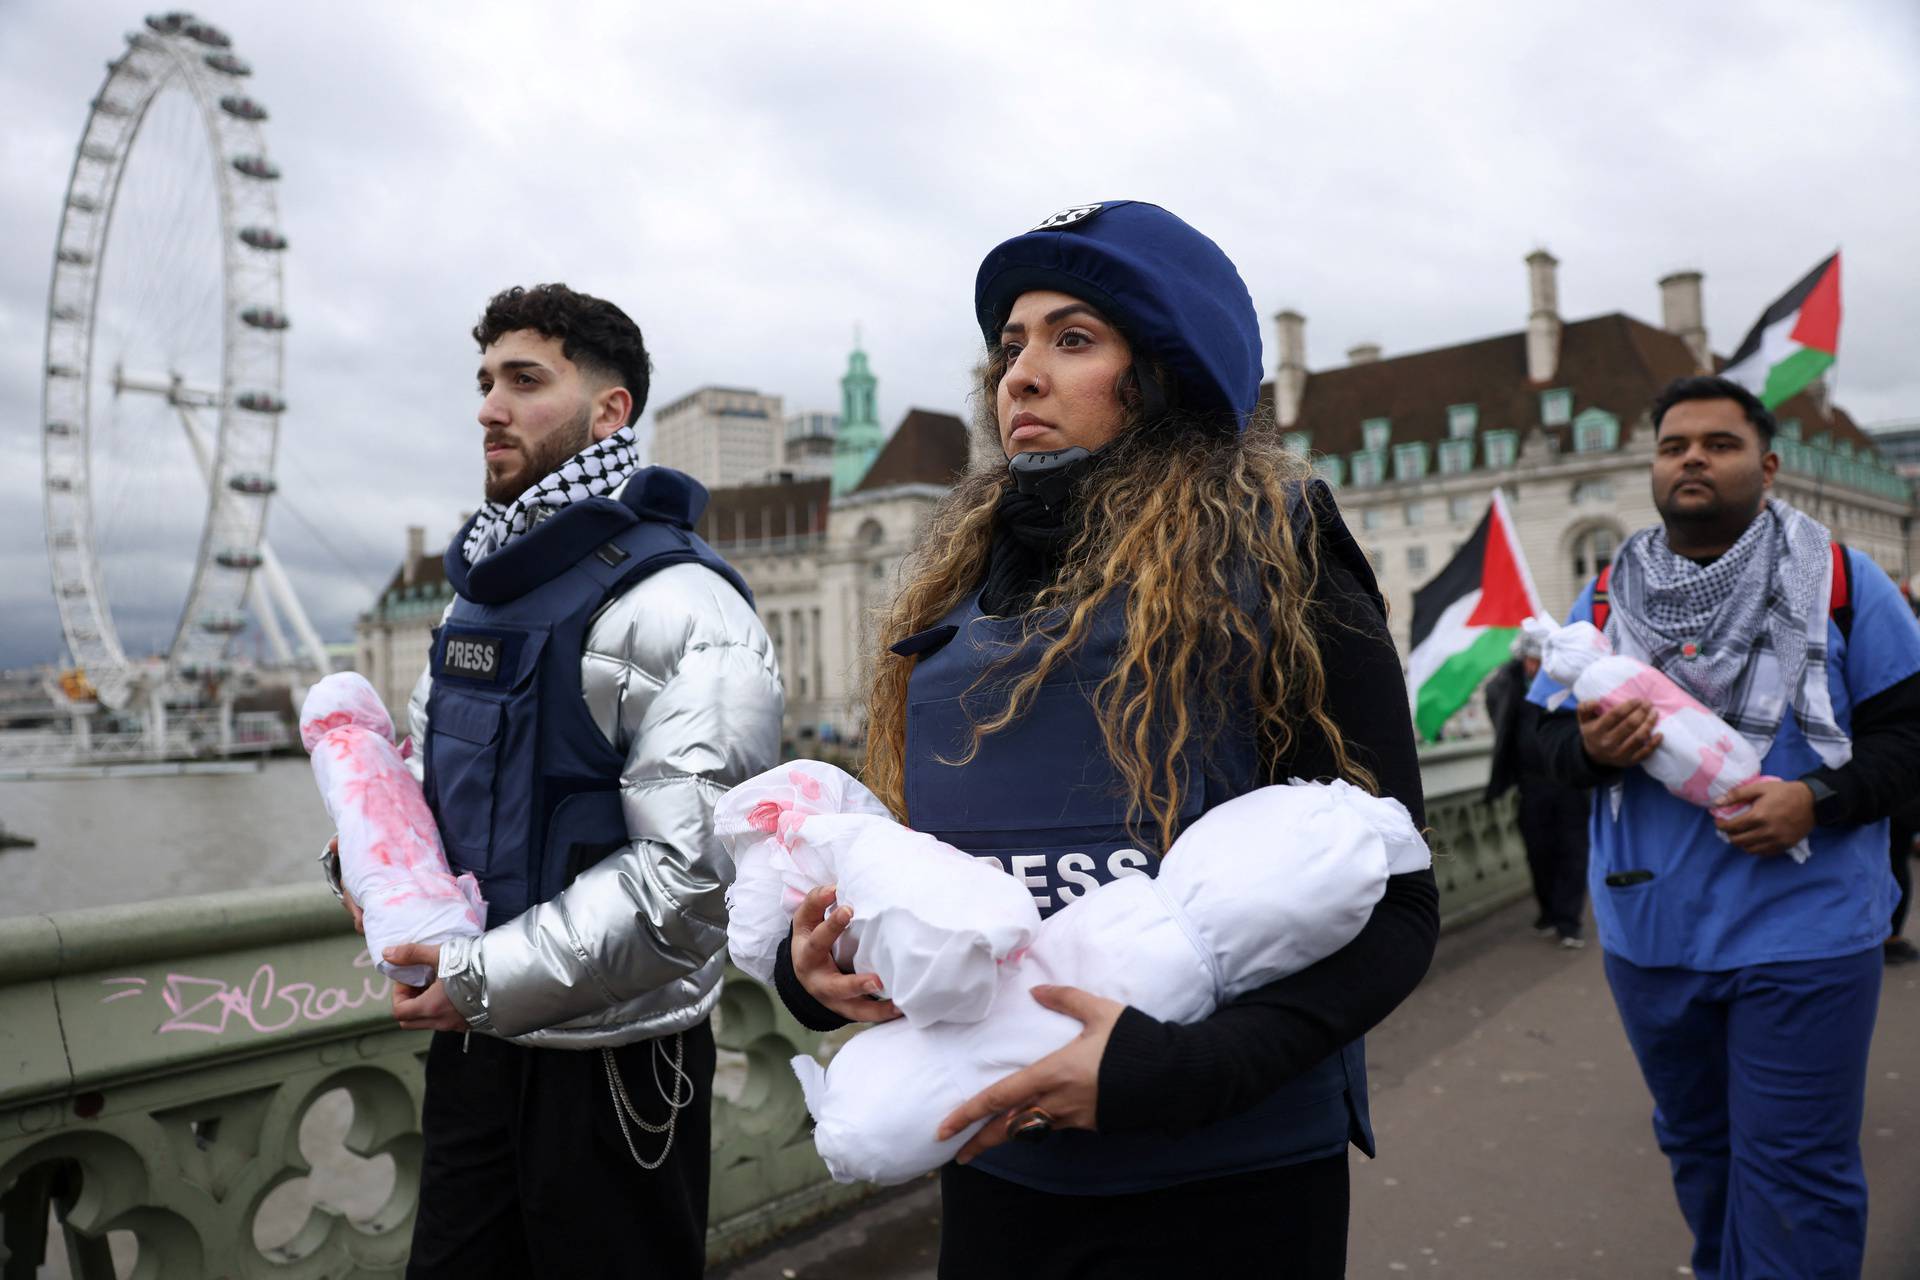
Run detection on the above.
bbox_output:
[1529,548,1920,971]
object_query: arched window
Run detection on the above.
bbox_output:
[1571,525,1620,580]
[856,518,885,547]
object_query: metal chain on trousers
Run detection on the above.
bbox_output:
[601,1031,693,1170]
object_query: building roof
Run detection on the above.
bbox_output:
[376,547,449,603]
[697,477,832,546]
[1267,312,1883,460]
[851,408,970,493]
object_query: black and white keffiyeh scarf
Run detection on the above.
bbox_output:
[461,425,640,565]
[1605,498,1849,767]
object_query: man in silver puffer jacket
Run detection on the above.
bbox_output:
[334,284,781,1278]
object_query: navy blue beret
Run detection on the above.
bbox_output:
[974,201,1263,429]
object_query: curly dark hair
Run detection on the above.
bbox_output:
[1651,374,1777,448]
[473,284,652,426]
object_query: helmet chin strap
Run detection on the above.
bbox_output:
[1005,360,1169,510]
[1007,446,1097,511]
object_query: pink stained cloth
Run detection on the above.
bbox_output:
[1524,618,1805,861]
[300,673,486,984]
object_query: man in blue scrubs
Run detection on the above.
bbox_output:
[1528,375,1920,1279]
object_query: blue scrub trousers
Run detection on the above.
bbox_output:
[1604,949,1881,1280]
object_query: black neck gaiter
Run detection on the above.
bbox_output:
[979,486,1078,617]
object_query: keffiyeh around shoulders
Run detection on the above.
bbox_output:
[461,425,640,565]
[1604,498,1848,767]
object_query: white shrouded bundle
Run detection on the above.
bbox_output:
[299,673,487,985]
[1522,617,1804,861]
[788,777,1432,1186]
[716,763,1042,1025]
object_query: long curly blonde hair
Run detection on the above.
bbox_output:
[862,369,1376,853]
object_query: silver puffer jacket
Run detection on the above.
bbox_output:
[396,561,782,1047]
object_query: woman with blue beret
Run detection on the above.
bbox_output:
[773,201,1439,1277]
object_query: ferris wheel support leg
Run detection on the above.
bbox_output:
[173,404,328,678]
[147,684,167,761]
[249,574,294,665]
[257,541,332,677]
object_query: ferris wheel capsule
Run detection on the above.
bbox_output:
[183,21,231,48]
[219,95,266,122]
[196,611,248,635]
[227,473,278,495]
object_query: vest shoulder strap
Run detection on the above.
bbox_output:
[1588,542,1852,638]
[577,518,753,612]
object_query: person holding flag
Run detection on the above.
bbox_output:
[1408,493,1593,945]
[1526,373,1920,1279]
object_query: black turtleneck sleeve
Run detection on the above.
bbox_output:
[1095,500,1439,1136]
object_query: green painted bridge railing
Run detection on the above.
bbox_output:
[0,740,1521,1277]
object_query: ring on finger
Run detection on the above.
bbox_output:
[1006,1106,1054,1142]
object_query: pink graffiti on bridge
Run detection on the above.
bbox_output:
[99,951,392,1036]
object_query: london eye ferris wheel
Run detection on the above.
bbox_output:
[41,11,326,713]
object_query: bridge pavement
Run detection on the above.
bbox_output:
[716,897,1920,1279]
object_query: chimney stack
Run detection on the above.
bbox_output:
[403,525,425,586]
[1525,249,1561,385]
[1273,310,1306,428]
[1659,270,1709,371]
[1347,342,1382,365]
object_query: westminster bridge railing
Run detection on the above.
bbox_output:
[0,738,1521,1277]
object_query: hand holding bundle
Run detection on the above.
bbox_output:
[716,762,1042,1025]
[1523,617,1807,860]
[300,673,486,985]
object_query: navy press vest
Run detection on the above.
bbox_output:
[897,589,1374,1195]
[424,469,750,928]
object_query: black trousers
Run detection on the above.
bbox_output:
[1893,820,1915,937]
[937,1154,1349,1279]
[1517,782,1591,937]
[407,1020,715,1279]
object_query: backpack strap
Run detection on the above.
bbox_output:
[1829,541,1853,640]
[1591,563,1612,631]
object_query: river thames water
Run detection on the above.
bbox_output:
[1,758,334,918]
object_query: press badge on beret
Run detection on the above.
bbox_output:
[1030,203,1103,231]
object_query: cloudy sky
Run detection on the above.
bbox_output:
[2,0,1916,669]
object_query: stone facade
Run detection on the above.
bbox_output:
[696,409,971,747]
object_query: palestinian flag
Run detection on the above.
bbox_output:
[1408,490,1545,743]
[1722,252,1842,409]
